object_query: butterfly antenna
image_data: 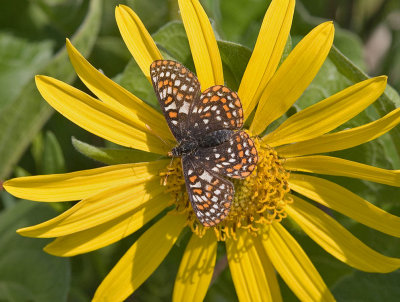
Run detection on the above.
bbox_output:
[145,124,177,185]
[162,156,176,186]
[145,124,172,154]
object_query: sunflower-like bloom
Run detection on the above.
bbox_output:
[4,0,400,301]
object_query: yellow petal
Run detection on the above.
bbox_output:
[44,194,169,256]
[285,155,400,187]
[277,107,400,157]
[253,237,283,302]
[173,231,217,302]
[226,229,279,302]
[35,75,169,154]
[3,160,166,202]
[66,40,174,144]
[264,76,387,147]
[178,0,223,89]
[287,195,400,272]
[261,223,335,302]
[250,22,335,135]
[289,174,400,238]
[17,179,163,238]
[93,212,186,302]
[115,5,162,80]
[239,0,295,117]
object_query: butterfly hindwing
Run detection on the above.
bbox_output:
[150,60,201,141]
[182,156,233,227]
[187,85,244,137]
[194,131,258,179]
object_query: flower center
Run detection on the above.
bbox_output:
[160,136,292,241]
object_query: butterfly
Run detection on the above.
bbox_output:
[150,60,258,227]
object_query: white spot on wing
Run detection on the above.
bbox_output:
[179,101,190,114]
[165,102,177,111]
[191,182,201,188]
[200,170,213,183]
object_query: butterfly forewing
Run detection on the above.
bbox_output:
[187,85,244,137]
[194,131,258,179]
[182,156,233,227]
[150,60,201,141]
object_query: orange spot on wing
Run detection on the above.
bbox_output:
[193,189,202,194]
[189,175,198,183]
[211,96,219,102]
[202,98,209,104]
[222,87,230,93]
[251,147,257,155]
[212,86,221,91]
[234,99,241,107]
[226,112,232,119]
[241,171,251,177]
[169,111,177,118]
[248,139,254,147]
[221,98,227,103]
[181,68,187,74]
[238,151,244,157]
[223,105,230,111]
[158,82,163,89]
[233,164,242,170]
[224,202,230,208]
[226,168,233,172]
[157,61,162,66]
[237,144,243,150]
[197,204,204,210]
[163,80,169,85]
[165,96,173,105]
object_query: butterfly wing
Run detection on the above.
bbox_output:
[187,85,244,137]
[194,131,258,179]
[182,155,234,227]
[150,60,201,142]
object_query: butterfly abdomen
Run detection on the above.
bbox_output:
[171,129,234,157]
[198,129,234,148]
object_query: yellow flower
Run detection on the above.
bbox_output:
[4,0,400,301]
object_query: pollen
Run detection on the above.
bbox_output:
[159,137,291,241]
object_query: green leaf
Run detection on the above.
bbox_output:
[42,131,66,174]
[118,59,159,109]
[72,137,162,165]
[0,0,103,179]
[153,21,193,68]
[0,200,70,302]
[332,271,400,302]
[0,34,53,106]
[217,40,251,91]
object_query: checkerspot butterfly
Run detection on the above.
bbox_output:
[150,60,258,227]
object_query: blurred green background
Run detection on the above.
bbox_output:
[1,0,400,301]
